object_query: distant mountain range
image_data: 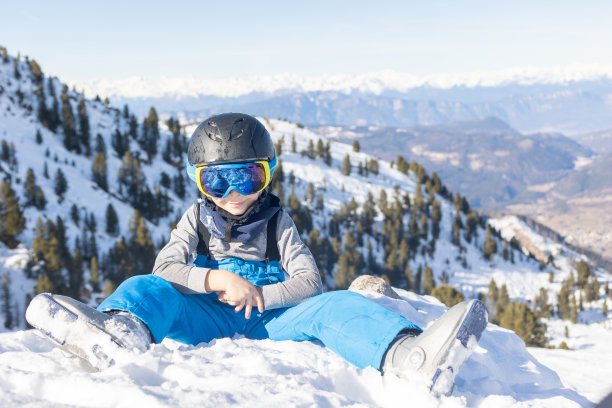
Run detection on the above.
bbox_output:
[314,117,593,209]
[73,66,612,135]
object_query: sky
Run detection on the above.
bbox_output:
[2,0,612,82]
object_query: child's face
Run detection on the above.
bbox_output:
[210,190,261,216]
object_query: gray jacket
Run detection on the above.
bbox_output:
[152,202,323,310]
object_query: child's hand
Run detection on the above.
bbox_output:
[206,269,264,319]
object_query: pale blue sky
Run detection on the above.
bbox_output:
[2,0,611,81]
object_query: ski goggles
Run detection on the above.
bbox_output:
[187,160,274,198]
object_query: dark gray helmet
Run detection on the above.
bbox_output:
[187,113,275,166]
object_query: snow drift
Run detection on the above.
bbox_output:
[0,288,591,408]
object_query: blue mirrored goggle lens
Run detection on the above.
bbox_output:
[200,163,267,198]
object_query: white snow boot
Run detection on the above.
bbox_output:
[25,293,151,371]
[383,299,488,396]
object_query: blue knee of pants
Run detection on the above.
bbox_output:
[98,275,421,370]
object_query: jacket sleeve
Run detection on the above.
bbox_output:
[260,210,323,309]
[152,204,211,294]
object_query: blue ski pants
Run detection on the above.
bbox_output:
[98,274,421,370]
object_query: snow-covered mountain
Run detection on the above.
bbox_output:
[72,65,612,135]
[1,50,611,406]
[73,65,612,99]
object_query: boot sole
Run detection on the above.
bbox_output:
[430,299,488,395]
[26,293,123,370]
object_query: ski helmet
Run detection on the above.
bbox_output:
[187,113,275,167]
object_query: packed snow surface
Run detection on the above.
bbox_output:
[0,289,596,408]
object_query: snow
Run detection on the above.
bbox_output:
[0,289,598,407]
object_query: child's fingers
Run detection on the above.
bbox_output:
[244,302,253,320]
[255,291,264,313]
[234,300,245,312]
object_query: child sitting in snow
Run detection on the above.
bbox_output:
[26,113,488,395]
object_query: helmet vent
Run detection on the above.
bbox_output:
[206,120,223,142]
[229,118,245,140]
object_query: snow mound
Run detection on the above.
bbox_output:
[0,290,592,407]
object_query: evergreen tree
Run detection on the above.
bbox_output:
[102,203,120,237]
[367,159,379,175]
[431,285,465,307]
[103,237,134,283]
[495,284,510,321]
[535,287,552,318]
[128,115,139,140]
[0,179,26,248]
[13,57,20,79]
[117,152,145,205]
[352,140,360,152]
[316,139,325,158]
[499,301,547,347]
[419,213,428,240]
[557,280,572,320]
[24,168,47,209]
[140,107,160,161]
[334,230,364,289]
[421,265,436,295]
[291,134,296,153]
[413,182,425,213]
[29,59,44,83]
[603,298,608,317]
[431,199,442,239]
[403,265,413,290]
[323,142,332,166]
[488,278,499,307]
[69,247,84,300]
[360,194,377,235]
[306,140,315,159]
[46,78,60,132]
[90,256,100,292]
[103,279,117,299]
[111,129,129,158]
[464,212,478,243]
[173,170,186,199]
[576,261,591,287]
[484,226,498,260]
[61,86,78,152]
[335,253,354,290]
[451,214,462,246]
[91,152,108,191]
[2,273,13,329]
[35,274,55,295]
[70,203,80,226]
[36,83,50,129]
[287,189,312,234]
[77,98,91,156]
[54,168,68,202]
[129,210,156,275]
[341,153,352,176]
[413,265,422,294]
[306,228,329,282]
[94,133,106,155]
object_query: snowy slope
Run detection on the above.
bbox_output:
[0,289,594,408]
